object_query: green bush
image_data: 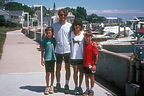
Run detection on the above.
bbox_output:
[0,15,22,27]
[0,15,6,26]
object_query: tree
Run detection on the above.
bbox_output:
[0,15,5,26]
[86,13,106,23]
[86,14,98,22]
[0,0,12,6]
[4,2,34,16]
[64,7,75,13]
[32,6,47,17]
[74,7,87,20]
[96,16,106,23]
[63,7,106,22]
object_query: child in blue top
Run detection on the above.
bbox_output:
[41,27,56,95]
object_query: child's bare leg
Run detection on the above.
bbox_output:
[46,72,50,87]
[85,74,89,89]
[51,72,54,86]
[90,74,94,89]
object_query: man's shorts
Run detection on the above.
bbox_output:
[83,67,94,74]
[70,59,83,65]
[45,61,55,72]
[56,53,70,64]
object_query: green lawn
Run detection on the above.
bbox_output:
[0,27,21,59]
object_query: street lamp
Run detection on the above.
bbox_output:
[33,5,43,41]
[22,12,29,34]
[29,15,33,27]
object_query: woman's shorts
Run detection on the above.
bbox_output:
[83,67,94,74]
[45,61,55,72]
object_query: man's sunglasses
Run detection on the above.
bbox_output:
[59,14,67,16]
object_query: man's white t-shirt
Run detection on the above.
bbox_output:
[70,31,84,60]
[52,22,72,54]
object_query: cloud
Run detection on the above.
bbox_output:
[87,9,144,15]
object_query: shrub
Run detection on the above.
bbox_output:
[0,15,6,26]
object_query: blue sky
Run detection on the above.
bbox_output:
[13,0,144,20]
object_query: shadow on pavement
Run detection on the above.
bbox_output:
[54,87,75,95]
[20,85,45,93]
[20,85,77,95]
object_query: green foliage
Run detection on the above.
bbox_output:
[5,21,21,27]
[86,13,106,23]
[75,7,87,20]
[64,7,74,12]
[32,6,47,17]
[0,0,11,6]
[96,16,106,23]
[0,15,6,26]
[64,6,87,20]
[4,2,34,16]
[86,14,98,22]
[33,21,38,26]
[0,16,21,27]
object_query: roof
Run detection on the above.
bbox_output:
[7,10,23,16]
[106,17,118,20]
[67,12,75,17]
[0,9,9,15]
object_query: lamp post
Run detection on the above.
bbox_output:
[23,12,29,35]
[34,5,43,41]
[29,15,33,27]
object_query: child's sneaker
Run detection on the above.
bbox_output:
[64,84,70,94]
[49,86,54,94]
[44,87,49,95]
[83,89,89,96]
[89,90,94,96]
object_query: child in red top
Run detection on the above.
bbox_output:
[83,32,98,96]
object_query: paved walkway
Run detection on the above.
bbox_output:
[0,30,115,96]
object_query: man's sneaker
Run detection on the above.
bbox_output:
[74,87,79,95]
[44,87,49,95]
[78,87,83,95]
[54,83,61,92]
[49,86,54,94]
[89,90,94,96]
[64,84,70,94]
[83,89,89,96]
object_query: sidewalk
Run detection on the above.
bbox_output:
[0,30,115,96]
[0,30,44,73]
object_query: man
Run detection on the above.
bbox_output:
[52,9,72,94]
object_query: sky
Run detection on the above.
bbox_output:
[13,0,144,21]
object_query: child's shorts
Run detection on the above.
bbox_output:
[83,67,94,74]
[45,61,55,72]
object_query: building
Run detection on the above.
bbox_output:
[8,10,23,24]
[105,17,123,25]
[0,9,24,24]
[0,9,10,21]
[66,12,75,23]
